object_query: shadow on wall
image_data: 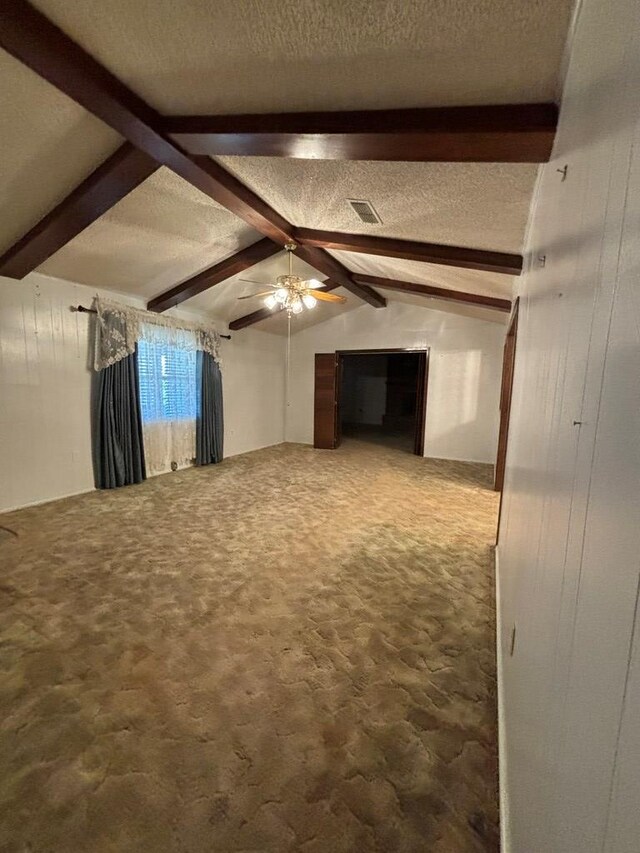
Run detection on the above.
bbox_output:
[425,349,500,463]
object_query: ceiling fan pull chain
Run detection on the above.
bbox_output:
[286,313,291,412]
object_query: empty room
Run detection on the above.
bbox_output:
[1,1,639,851]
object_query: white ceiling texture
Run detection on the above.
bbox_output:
[0,0,575,332]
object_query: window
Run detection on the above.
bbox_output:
[138,338,197,423]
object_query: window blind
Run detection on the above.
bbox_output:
[138,339,197,423]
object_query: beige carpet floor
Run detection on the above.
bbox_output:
[0,441,499,853]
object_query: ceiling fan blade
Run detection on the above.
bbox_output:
[238,278,276,286]
[311,291,347,303]
[237,291,275,299]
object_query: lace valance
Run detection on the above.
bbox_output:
[93,297,221,371]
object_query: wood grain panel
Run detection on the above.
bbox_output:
[313,353,339,449]
[295,229,523,275]
[353,273,512,311]
[295,246,387,307]
[148,238,281,312]
[164,103,558,163]
[495,298,519,495]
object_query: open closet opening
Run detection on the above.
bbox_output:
[336,349,429,455]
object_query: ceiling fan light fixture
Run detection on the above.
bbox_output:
[237,242,347,321]
[302,293,317,309]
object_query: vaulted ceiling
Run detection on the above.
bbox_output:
[0,0,575,333]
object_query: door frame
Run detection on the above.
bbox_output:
[495,298,519,541]
[494,299,519,491]
[334,347,430,456]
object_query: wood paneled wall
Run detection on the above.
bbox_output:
[497,0,640,848]
[0,274,286,512]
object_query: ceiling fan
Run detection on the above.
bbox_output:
[238,242,347,317]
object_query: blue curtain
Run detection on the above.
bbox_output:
[196,351,223,465]
[93,349,146,488]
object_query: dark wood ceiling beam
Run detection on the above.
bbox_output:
[147,238,281,313]
[228,305,284,331]
[0,1,382,309]
[294,245,386,308]
[163,103,558,163]
[352,274,512,312]
[0,0,293,245]
[146,235,384,319]
[185,156,293,244]
[0,144,158,279]
[295,229,523,275]
[148,239,385,319]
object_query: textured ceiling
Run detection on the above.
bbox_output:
[232,285,507,335]
[2,0,573,335]
[31,0,574,113]
[176,249,510,335]
[0,49,121,254]
[39,168,261,298]
[180,250,361,335]
[216,157,537,253]
[330,252,515,300]
[372,287,509,326]
[183,250,321,317]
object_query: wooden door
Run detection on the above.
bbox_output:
[314,353,339,449]
[495,299,519,492]
[414,351,429,456]
[335,355,343,446]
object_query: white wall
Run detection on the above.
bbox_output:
[497,0,640,850]
[0,273,285,513]
[220,324,285,459]
[286,301,504,463]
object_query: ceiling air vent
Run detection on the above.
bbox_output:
[347,199,382,225]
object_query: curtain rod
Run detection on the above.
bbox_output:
[71,305,231,339]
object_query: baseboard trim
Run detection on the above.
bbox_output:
[289,441,495,467]
[0,485,95,515]
[495,546,511,853]
[225,439,286,459]
[1,442,290,515]
[424,452,496,465]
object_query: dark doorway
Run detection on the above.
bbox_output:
[313,348,429,455]
[338,351,427,454]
